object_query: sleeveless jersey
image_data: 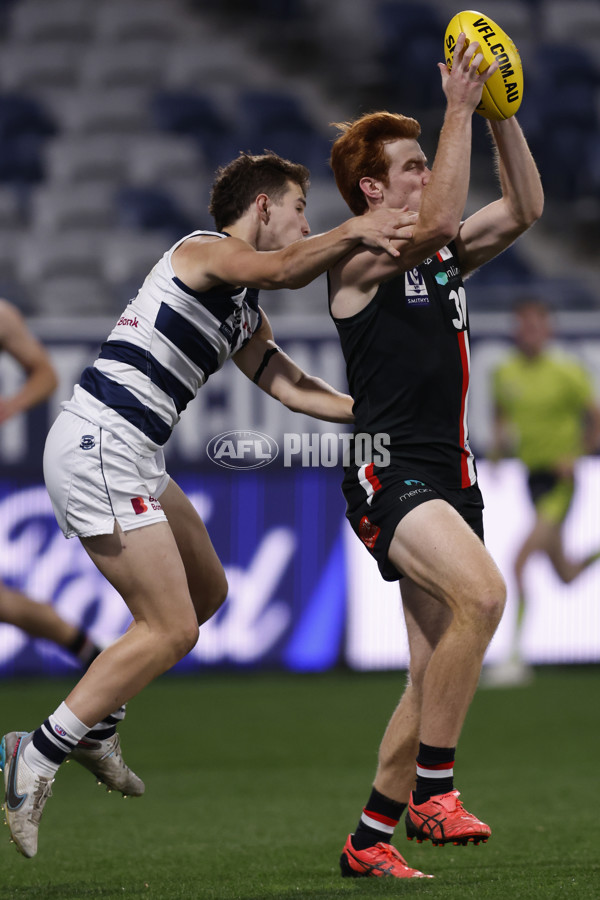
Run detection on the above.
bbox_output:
[63,230,261,456]
[330,243,476,491]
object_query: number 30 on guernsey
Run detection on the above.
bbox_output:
[450,286,467,330]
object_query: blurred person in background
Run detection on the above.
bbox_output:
[327,33,543,880]
[483,297,600,687]
[0,151,414,858]
[0,297,103,669]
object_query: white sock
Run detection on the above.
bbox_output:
[23,702,90,778]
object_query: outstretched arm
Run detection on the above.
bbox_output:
[233,311,354,424]
[330,34,501,316]
[0,299,58,424]
[455,116,544,276]
[172,207,415,294]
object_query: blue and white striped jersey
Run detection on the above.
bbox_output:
[63,230,262,455]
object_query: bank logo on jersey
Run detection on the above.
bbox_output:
[130,495,162,515]
[405,268,429,306]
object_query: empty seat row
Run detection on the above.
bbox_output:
[8,0,195,44]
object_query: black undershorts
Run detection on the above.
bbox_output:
[342,464,484,582]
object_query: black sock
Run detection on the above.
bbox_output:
[351,787,407,850]
[413,742,455,805]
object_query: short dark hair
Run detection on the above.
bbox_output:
[208,151,310,232]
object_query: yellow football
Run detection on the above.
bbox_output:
[444,10,523,120]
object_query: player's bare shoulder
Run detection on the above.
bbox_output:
[172,230,229,264]
[329,244,411,319]
[172,232,250,292]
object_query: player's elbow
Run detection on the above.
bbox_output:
[251,269,301,291]
[271,372,311,412]
[262,244,318,290]
[47,370,59,395]
[263,264,309,291]
[274,383,300,411]
[513,192,544,233]
[525,196,544,228]
[414,221,458,255]
[35,363,59,399]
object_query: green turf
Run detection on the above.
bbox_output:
[0,667,598,899]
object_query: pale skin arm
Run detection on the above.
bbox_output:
[233,309,354,423]
[329,35,500,315]
[454,116,544,277]
[406,36,496,258]
[171,206,415,293]
[0,299,58,424]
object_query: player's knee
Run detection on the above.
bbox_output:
[473,572,506,631]
[167,617,200,662]
[208,572,229,617]
[193,572,229,625]
[181,619,200,656]
[457,570,506,633]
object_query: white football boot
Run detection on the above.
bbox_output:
[69,732,145,797]
[1,732,53,858]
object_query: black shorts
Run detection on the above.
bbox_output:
[527,469,559,504]
[526,468,574,524]
[342,464,485,582]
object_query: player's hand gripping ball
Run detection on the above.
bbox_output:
[445,10,523,120]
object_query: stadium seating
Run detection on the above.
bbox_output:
[9,0,93,43]
[93,0,187,45]
[114,186,193,239]
[0,0,596,316]
[79,41,168,90]
[376,2,446,108]
[237,89,332,171]
[150,90,239,171]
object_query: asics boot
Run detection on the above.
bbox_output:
[406,790,491,846]
[340,834,432,878]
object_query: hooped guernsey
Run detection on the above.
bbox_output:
[63,230,262,455]
[330,243,476,492]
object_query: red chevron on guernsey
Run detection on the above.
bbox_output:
[358,462,382,506]
[456,329,475,488]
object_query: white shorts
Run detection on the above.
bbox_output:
[44,410,170,538]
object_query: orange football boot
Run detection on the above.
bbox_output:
[340,834,433,878]
[406,790,491,846]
